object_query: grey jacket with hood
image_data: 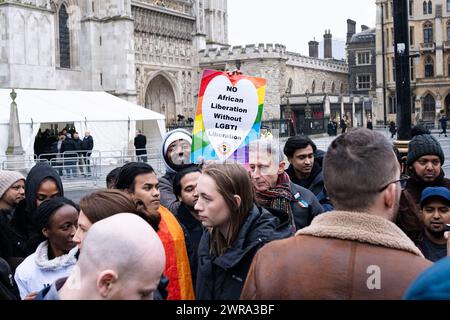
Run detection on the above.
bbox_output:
[159,129,194,213]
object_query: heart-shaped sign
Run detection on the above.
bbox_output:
[202,75,259,161]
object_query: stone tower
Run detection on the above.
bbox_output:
[80,0,136,102]
[308,40,319,58]
[194,0,207,51]
[324,29,332,59]
[346,19,356,44]
[203,0,229,48]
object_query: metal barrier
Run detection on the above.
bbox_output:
[0,148,166,186]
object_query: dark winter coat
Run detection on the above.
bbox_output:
[397,170,450,242]
[286,162,333,211]
[175,203,204,286]
[0,205,31,271]
[81,135,94,152]
[134,134,147,155]
[195,205,293,300]
[72,138,83,154]
[61,138,78,158]
[289,182,324,230]
[439,117,448,129]
[0,257,20,300]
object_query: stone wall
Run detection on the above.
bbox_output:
[0,2,55,88]
[199,44,349,119]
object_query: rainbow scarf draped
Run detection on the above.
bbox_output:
[157,206,195,300]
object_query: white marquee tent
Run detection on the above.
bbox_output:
[0,89,166,157]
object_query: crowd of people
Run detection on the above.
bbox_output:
[34,128,94,178]
[0,126,449,300]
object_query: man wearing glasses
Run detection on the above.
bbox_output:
[397,134,450,243]
[241,129,431,300]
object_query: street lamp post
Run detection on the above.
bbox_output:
[393,0,412,141]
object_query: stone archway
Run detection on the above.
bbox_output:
[145,75,176,123]
[422,94,436,122]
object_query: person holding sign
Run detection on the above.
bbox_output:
[194,163,292,300]
[191,70,266,164]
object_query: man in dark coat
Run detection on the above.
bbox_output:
[397,134,450,242]
[284,135,333,211]
[340,117,347,134]
[81,131,94,176]
[72,132,83,176]
[249,140,324,230]
[61,133,78,178]
[0,171,26,272]
[134,130,147,163]
[439,113,448,137]
[241,129,432,300]
[172,166,203,286]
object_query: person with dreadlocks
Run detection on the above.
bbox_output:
[14,197,78,299]
[249,140,324,231]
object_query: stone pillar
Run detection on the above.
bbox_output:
[6,89,25,171]
[435,8,444,77]
[362,97,367,128]
[340,96,345,120]
[352,97,357,128]
[436,93,443,129]
[324,95,331,118]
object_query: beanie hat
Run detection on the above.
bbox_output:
[0,171,25,198]
[406,134,444,166]
[163,130,192,156]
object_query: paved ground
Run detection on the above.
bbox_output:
[64,128,450,203]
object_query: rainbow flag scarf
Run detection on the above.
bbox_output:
[157,206,195,300]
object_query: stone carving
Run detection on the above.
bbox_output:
[138,0,193,15]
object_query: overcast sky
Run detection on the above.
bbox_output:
[227,0,377,55]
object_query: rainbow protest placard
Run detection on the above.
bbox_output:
[191,70,267,164]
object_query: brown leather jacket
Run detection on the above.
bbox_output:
[241,211,432,300]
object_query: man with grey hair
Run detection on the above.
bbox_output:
[248,140,323,230]
[35,213,165,300]
[242,129,432,300]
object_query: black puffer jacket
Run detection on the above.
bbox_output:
[195,205,293,300]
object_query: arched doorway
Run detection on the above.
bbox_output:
[145,75,176,123]
[445,93,450,117]
[422,94,436,121]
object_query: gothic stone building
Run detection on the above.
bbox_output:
[376,0,450,126]
[1,0,363,132]
[0,0,227,124]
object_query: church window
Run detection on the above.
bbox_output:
[59,4,70,68]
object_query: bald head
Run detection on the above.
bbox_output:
[61,213,165,300]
